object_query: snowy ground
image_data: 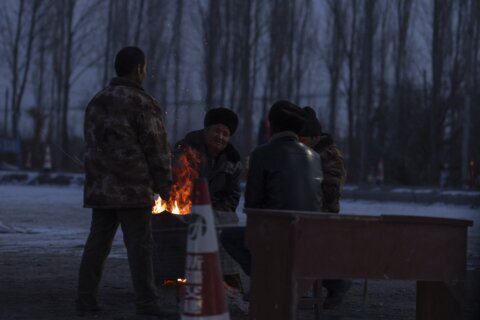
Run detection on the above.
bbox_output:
[0,185,127,259]
[1,184,479,274]
[0,185,479,319]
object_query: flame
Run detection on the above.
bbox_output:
[162,278,187,286]
[152,147,200,215]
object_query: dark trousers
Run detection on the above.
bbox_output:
[220,227,251,276]
[77,208,158,308]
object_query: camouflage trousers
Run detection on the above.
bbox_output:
[77,207,158,309]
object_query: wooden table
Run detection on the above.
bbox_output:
[245,209,473,320]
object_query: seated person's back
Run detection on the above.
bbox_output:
[246,130,323,211]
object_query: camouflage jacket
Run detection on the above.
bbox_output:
[313,133,346,213]
[83,77,172,208]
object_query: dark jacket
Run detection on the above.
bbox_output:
[245,131,323,211]
[175,130,242,213]
[84,77,172,208]
[313,133,346,213]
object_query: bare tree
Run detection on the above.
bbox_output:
[171,0,185,142]
[429,0,453,183]
[387,0,413,182]
[460,0,479,185]
[357,0,378,181]
[373,1,392,170]
[202,0,222,110]
[46,0,103,169]
[133,0,145,46]
[142,0,172,108]
[102,0,114,86]
[264,0,292,101]
[343,0,360,180]
[325,0,347,136]
[2,0,42,139]
[101,0,147,87]
[292,0,315,105]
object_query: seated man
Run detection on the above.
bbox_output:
[175,107,243,287]
[221,99,322,277]
[298,106,351,309]
[175,107,242,214]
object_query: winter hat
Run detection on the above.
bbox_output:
[204,107,239,135]
[299,106,322,137]
[268,100,307,134]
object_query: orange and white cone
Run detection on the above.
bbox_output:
[181,178,230,320]
[43,145,52,171]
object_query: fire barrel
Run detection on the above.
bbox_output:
[151,211,239,285]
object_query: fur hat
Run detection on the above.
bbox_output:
[204,108,239,135]
[268,100,306,134]
[299,106,322,137]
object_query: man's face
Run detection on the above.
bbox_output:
[299,136,320,147]
[205,123,231,156]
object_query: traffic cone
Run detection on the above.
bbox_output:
[25,152,32,169]
[376,158,384,185]
[43,145,52,171]
[181,178,230,320]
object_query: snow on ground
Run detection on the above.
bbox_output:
[1,185,478,320]
[237,196,479,225]
[1,185,478,266]
[3,184,475,230]
[441,190,480,197]
[341,199,479,227]
[0,185,127,259]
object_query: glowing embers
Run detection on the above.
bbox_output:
[162,278,187,286]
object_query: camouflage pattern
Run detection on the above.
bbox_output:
[313,133,346,213]
[83,77,172,208]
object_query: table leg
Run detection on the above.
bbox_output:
[416,280,464,320]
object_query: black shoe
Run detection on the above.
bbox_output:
[75,300,103,317]
[136,304,178,318]
[322,280,352,310]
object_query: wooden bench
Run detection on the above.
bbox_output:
[245,209,473,320]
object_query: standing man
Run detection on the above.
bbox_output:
[175,107,242,214]
[77,47,173,318]
[298,106,350,309]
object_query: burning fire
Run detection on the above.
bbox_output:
[152,146,200,215]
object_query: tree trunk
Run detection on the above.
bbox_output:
[102,0,114,86]
[60,0,75,170]
[172,0,184,142]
